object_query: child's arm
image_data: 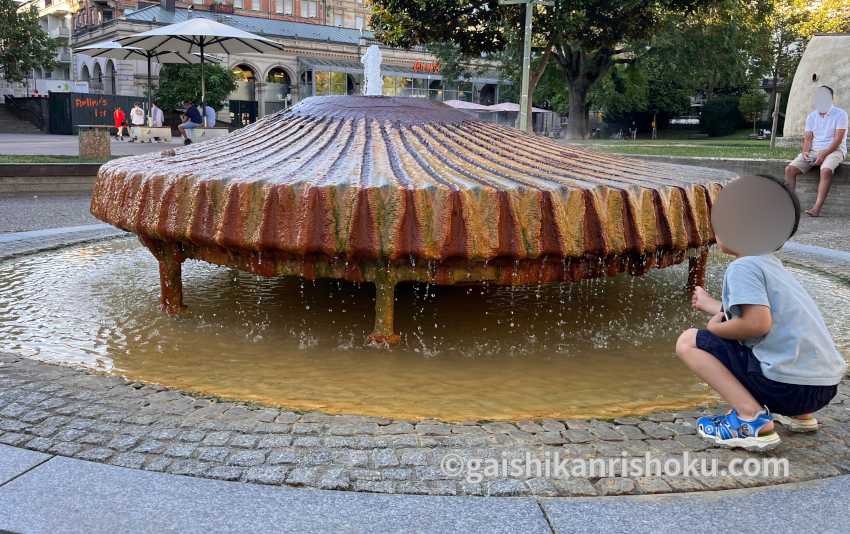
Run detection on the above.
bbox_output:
[691,286,722,315]
[706,304,772,341]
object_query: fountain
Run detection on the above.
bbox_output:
[90,51,734,344]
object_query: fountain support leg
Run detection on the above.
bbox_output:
[687,249,709,293]
[140,237,186,315]
[367,276,400,345]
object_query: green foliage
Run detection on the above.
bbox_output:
[371,0,706,138]
[0,0,57,83]
[738,89,767,118]
[155,63,237,112]
[739,88,767,132]
[791,0,850,39]
[701,96,744,136]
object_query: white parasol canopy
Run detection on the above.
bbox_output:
[487,102,548,113]
[443,100,495,111]
[76,40,215,115]
[116,18,285,113]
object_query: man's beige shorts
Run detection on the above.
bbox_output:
[789,150,846,173]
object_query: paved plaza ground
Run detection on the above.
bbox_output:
[2,148,850,531]
[0,133,180,158]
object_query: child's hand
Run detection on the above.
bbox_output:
[692,286,722,315]
[706,311,725,332]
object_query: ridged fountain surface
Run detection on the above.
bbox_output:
[91,95,735,343]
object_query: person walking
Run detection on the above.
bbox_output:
[129,102,145,142]
[113,105,126,141]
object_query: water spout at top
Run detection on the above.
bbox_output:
[361,44,383,96]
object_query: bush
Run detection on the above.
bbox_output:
[700,96,744,137]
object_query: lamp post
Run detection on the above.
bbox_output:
[499,0,552,133]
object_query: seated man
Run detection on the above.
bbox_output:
[785,85,848,217]
[177,100,204,145]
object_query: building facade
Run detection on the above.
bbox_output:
[64,0,505,126]
[2,0,76,96]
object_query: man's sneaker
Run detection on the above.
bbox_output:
[773,414,819,433]
[697,409,781,452]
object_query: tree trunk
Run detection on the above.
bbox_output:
[553,46,616,140]
[565,78,591,139]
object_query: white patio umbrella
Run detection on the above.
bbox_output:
[116,19,285,114]
[75,40,212,114]
[443,100,495,111]
[487,102,548,113]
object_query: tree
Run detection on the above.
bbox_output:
[0,0,57,84]
[739,88,767,133]
[792,0,850,39]
[155,63,237,111]
[371,0,707,138]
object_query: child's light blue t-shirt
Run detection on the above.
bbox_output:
[722,254,846,386]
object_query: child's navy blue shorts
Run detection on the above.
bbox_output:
[696,329,837,416]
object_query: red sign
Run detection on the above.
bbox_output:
[412,60,440,74]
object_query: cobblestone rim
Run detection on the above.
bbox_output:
[2,353,849,497]
[1,230,850,497]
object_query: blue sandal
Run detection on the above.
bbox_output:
[697,409,781,452]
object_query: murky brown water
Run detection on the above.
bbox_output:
[1,238,848,421]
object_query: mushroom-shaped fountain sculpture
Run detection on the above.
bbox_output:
[91,95,734,344]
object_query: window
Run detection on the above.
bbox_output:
[334,12,343,26]
[302,0,317,17]
[355,15,364,30]
[193,0,204,5]
[284,0,292,13]
[233,0,243,8]
[251,0,260,10]
[275,0,282,12]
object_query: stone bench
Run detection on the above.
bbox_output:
[130,126,172,143]
[185,127,229,142]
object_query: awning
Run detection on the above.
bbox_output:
[297,57,505,85]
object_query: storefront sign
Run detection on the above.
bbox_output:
[412,60,441,74]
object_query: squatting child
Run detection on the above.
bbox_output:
[675,176,846,451]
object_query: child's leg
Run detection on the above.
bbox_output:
[676,328,773,432]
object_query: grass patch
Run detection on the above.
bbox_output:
[584,144,798,160]
[0,155,108,164]
[565,130,798,160]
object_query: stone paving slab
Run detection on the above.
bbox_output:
[0,224,127,260]
[541,474,850,534]
[0,455,550,534]
[0,192,99,233]
[1,352,849,498]
[0,443,50,485]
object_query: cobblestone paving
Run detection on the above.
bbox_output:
[2,352,849,497]
[0,193,99,233]
[1,203,850,497]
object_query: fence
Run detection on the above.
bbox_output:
[3,95,49,132]
[48,92,140,135]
